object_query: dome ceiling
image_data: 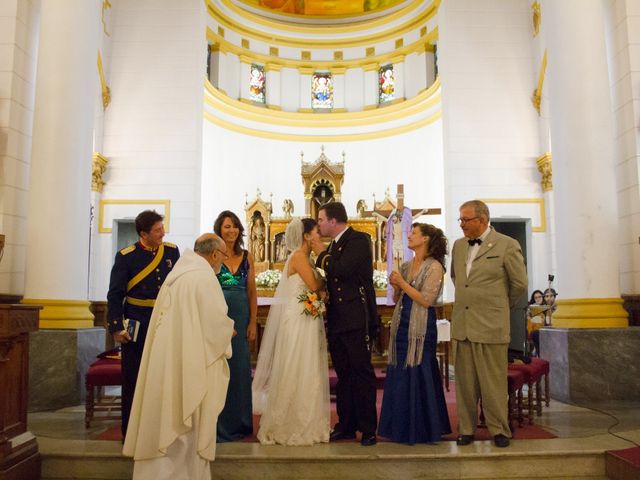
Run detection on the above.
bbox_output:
[236,0,406,18]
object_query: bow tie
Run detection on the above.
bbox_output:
[468,238,482,246]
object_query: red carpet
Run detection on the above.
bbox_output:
[93,378,555,443]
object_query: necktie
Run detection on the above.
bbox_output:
[468,238,482,246]
[328,240,335,253]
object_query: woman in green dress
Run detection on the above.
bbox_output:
[214,211,258,441]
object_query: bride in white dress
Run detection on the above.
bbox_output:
[252,218,331,446]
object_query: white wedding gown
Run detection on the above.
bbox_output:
[252,264,330,446]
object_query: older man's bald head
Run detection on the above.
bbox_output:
[194,233,224,255]
[194,233,227,273]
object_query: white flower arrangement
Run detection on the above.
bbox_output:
[373,269,388,289]
[255,269,282,289]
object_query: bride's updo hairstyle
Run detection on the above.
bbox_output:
[285,217,317,251]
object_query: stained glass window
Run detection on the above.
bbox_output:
[379,64,395,103]
[312,72,333,110]
[249,64,266,104]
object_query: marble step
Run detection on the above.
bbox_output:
[39,436,610,480]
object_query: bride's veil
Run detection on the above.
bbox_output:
[252,218,304,414]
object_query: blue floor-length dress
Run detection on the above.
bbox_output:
[378,295,451,444]
[216,250,253,442]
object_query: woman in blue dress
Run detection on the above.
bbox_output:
[379,223,451,444]
[214,210,258,442]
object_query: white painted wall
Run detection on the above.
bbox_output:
[92,0,207,300]
[438,0,548,294]
[0,0,39,295]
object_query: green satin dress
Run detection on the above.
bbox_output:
[216,250,253,442]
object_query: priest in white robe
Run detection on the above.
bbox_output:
[123,233,235,480]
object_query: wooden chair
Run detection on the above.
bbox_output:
[85,357,122,428]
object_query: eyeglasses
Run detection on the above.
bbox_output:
[458,217,479,225]
[215,248,229,259]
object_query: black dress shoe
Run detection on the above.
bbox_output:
[360,434,377,446]
[494,434,510,448]
[456,434,474,446]
[329,430,356,442]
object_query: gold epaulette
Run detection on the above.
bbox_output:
[120,244,136,255]
[163,242,178,248]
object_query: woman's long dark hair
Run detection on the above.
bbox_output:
[214,210,245,256]
[413,223,448,271]
[529,290,544,305]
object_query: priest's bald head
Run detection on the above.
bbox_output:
[194,233,228,274]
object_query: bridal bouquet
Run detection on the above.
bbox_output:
[297,290,326,319]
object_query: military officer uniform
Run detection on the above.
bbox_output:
[107,241,180,438]
[316,226,378,440]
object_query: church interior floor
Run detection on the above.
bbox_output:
[29,396,640,479]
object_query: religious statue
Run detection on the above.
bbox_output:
[313,184,334,208]
[356,199,368,218]
[250,215,266,262]
[282,198,294,219]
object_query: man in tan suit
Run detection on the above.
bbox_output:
[450,200,527,448]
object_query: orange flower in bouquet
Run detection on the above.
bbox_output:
[297,289,326,319]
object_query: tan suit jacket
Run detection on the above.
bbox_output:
[451,228,528,344]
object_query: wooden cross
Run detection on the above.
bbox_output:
[363,184,441,219]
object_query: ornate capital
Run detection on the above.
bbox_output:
[531,1,541,37]
[92,152,109,193]
[536,152,552,192]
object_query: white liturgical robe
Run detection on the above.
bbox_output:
[123,249,234,480]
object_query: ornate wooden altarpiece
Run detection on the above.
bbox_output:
[245,147,406,273]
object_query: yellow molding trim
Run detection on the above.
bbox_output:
[363,63,380,72]
[204,77,441,126]
[297,108,314,113]
[364,104,378,110]
[215,0,436,35]
[205,27,438,70]
[203,109,442,142]
[21,299,95,329]
[298,66,315,75]
[205,26,437,71]
[206,0,438,49]
[239,97,266,107]
[331,67,347,75]
[98,199,171,234]
[553,298,629,328]
[265,64,282,72]
[266,104,282,110]
[479,198,546,233]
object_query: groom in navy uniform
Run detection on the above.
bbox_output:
[313,202,378,446]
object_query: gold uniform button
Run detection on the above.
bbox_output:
[338,297,343,302]
[337,287,342,291]
[156,269,160,272]
[334,278,338,283]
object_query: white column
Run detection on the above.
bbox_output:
[265,64,281,108]
[543,0,627,327]
[239,57,251,102]
[392,57,405,100]
[299,67,312,111]
[332,68,346,111]
[23,0,100,327]
[363,63,379,109]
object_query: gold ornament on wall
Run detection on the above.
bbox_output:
[531,1,541,37]
[531,49,547,115]
[97,50,111,110]
[102,0,112,36]
[536,152,552,192]
[92,152,109,193]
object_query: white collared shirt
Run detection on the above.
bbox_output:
[466,225,491,277]
[332,226,348,247]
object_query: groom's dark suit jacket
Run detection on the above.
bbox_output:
[316,227,377,335]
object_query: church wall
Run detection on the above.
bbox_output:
[606,0,640,294]
[201,121,445,253]
[0,0,39,296]
[91,0,207,300]
[438,0,550,294]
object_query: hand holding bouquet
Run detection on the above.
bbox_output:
[297,289,326,319]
